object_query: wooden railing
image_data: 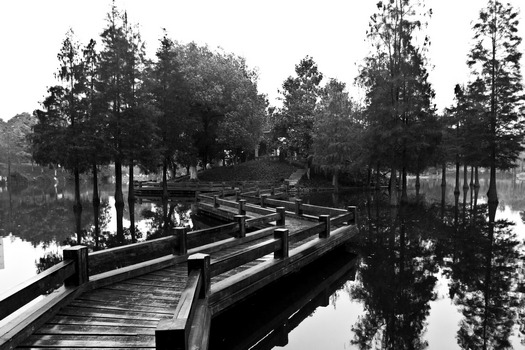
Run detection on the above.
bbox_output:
[155,228,290,350]
[0,246,88,350]
[1,194,357,350]
[156,254,211,350]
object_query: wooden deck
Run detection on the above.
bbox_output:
[1,190,358,350]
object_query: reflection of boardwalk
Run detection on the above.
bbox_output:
[210,250,357,350]
[2,190,358,350]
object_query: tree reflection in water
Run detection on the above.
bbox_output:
[350,190,524,349]
[445,201,523,349]
[350,195,440,349]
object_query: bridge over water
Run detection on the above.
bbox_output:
[0,184,358,350]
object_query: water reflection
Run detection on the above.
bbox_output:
[443,203,523,349]
[209,250,358,350]
[348,188,525,349]
[350,201,440,349]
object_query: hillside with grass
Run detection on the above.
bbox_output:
[198,159,299,183]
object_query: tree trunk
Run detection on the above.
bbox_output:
[390,168,398,206]
[92,163,100,250]
[487,24,499,210]
[463,163,469,192]
[366,165,372,189]
[115,160,125,244]
[332,169,339,193]
[375,161,381,191]
[441,163,446,188]
[73,166,82,245]
[162,159,170,235]
[189,165,198,180]
[128,162,136,243]
[454,155,460,197]
[401,166,408,204]
[475,166,480,188]
[415,170,420,199]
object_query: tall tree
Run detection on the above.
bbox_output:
[312,79,363,190]
[358,0,435,204]
[81,38,111,249]
[32,29,89,244]
[98,4,151,243]
[174,43,266,175]
[467,0,525,208]
[149,33,189,232]
[0,113,35,179]
[275,56,323,157]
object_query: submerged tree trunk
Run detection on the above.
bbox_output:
[463,163,469,192]
[475,166,480,188]
[128,162,136,243]
[454,155,460,197]
[92,163,100,250]
[73,166,82,245]
[401,166,408,204]
[115,160,125,244]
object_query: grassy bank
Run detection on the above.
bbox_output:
[198,158,298,182]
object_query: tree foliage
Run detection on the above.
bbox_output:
[358,0,437,197]
[274,56,323,157]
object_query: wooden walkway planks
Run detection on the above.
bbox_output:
[17,266,187,349]
[14,198,356,350]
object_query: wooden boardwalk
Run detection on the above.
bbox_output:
[1,190,358,350]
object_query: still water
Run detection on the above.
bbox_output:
[211,174,525,350]
[1,174,525,349]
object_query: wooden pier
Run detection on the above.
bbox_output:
[0,187,358,350]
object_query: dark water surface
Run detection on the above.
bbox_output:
[210,174,525,350]
[1,174,525,349]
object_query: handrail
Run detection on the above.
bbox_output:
[0,246,88,350]
[89,235,178,275]
[210,237,282,277]
[0,260,75,321]
[156,254,211,350]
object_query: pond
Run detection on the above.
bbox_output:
[209,173,525,350]
[0,178,197,295]
[1,173,524,349]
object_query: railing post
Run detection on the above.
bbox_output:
[156,254,210,350]
[234,215,246,238]
[195,190,200,201]
[260,194,268,208]
[175,227,187,255]
[274,228,289,259]
[295,199,303,216]
[235,189,240,201]
[347,206,357,225]
[318,215,330,239]
[276,207,286,226]
[63,246,88,286]
[213,195,219,208]
[271,186,275,196]
[187,253,211,298]
[238,199,246,215]
[256,187,260,197]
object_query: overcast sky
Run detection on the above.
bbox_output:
[0,0,524,122]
